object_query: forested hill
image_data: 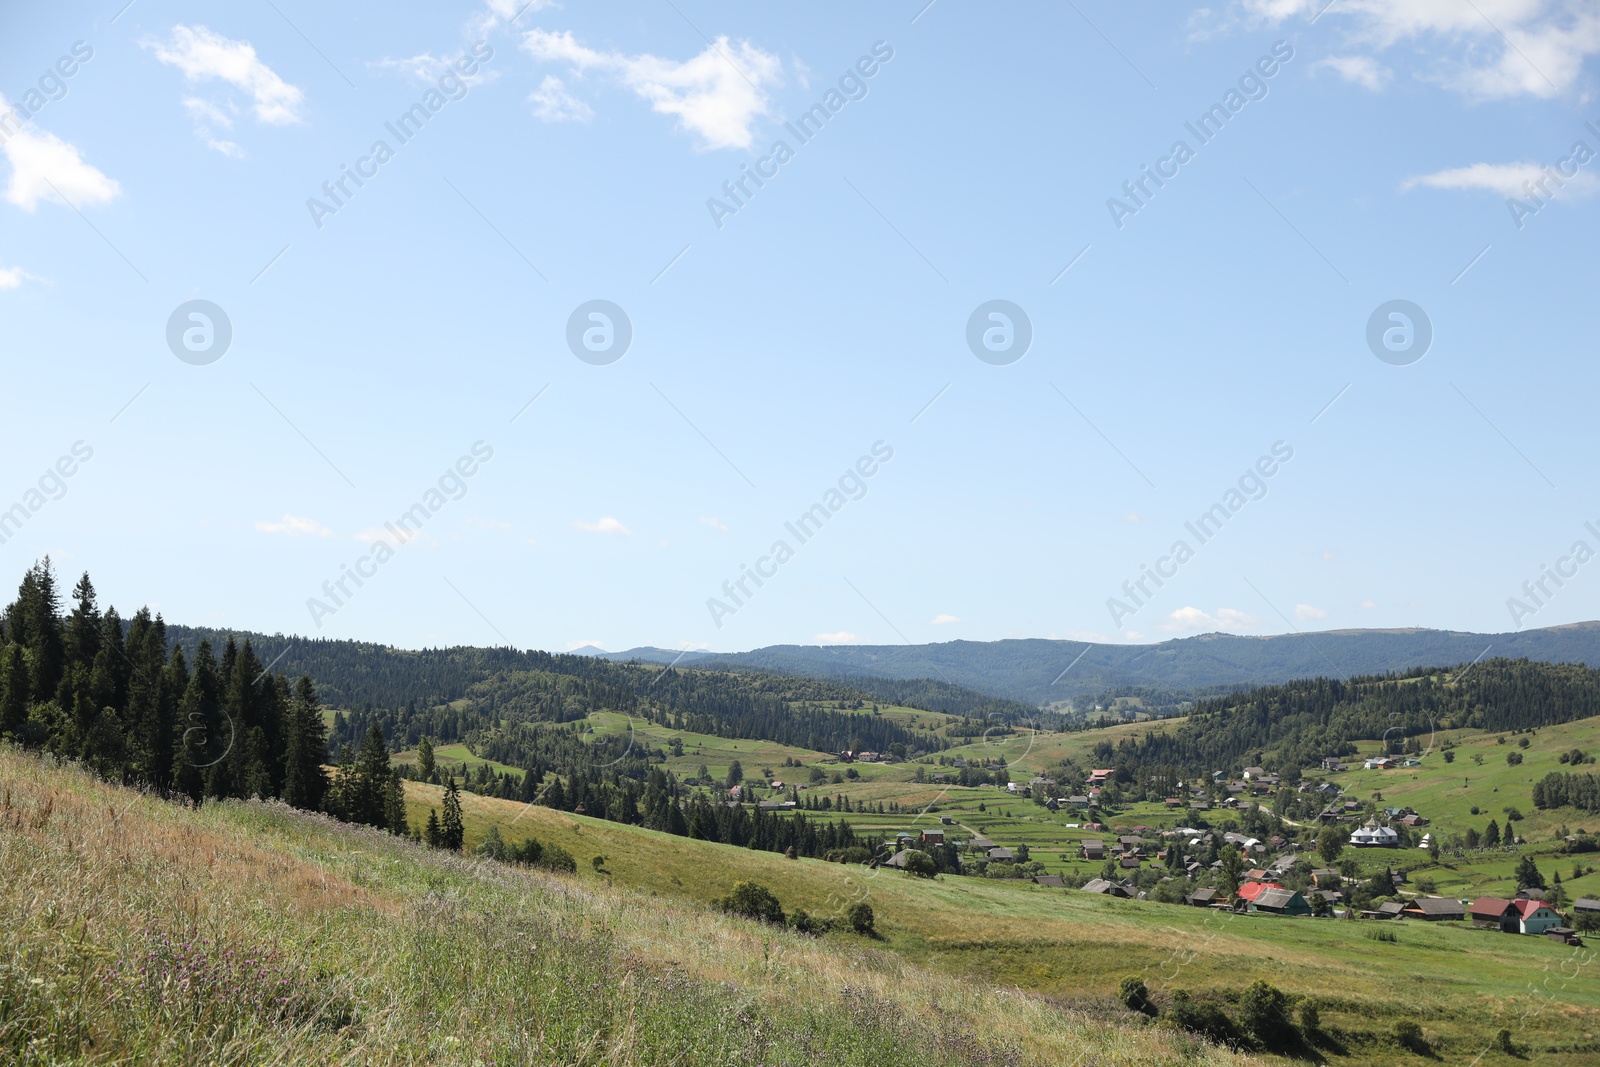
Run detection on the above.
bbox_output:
[1096,658,1600,776]
[601,626,1600,705]
[159,624,1038,722]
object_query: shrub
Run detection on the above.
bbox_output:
[1118,975,1151,1014]
[1497,1027,1515,1053]
[1165,990,1240,1046]
[1297,999,1320,1033]
[901,850,938,878]
[1393,1020,1429,1053]
[716,881,785,925]
[846,902,875,935]
[1238,979,1294,1051]
[786,908,830,936]
[1507,752,1524,766]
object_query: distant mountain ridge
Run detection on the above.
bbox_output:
[593,624,1600,706]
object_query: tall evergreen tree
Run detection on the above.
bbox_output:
[0,643,27,739]
[440,776,464,850]
[281,676,329,811]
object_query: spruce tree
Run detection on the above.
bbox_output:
[0,643,27,739]
[441,776,464,850]
[281,676,329,811]
[417,736,435,781]
[424,808,441,847]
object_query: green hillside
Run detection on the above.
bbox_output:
[409,778,1600,1065]
[0,746,1239,1067]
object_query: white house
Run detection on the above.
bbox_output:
[1350,817,1399,848]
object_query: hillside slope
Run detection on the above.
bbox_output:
[0,747,1241,1066]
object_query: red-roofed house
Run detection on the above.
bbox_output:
[1235,881,1285,905]
[1471,897,1565,935]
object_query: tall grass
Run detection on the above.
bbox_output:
[0,747,1243,1066]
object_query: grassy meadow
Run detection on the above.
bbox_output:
[0,746,1249,1066]
[405,779,1600,1066]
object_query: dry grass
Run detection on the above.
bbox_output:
[0,747,1252,1066]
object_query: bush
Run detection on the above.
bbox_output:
[901,850,938,878]
[1393,1020,1429,1054]
[1496,1027,1515,1054]
[1165,990,1240,1046]
[1238,980,1294,1051]
[1297,999,1320,1033]
[538,842,577,873]
[786,908,830,936]
[1118,975,1152,1014]
[1507,751,1524,766]
[846,902,875,935]
[716,881,784,925]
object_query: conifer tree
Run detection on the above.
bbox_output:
[281,676,329,811]
[424,808,441,847]
[440,776,464,850]
[416,735,435,781]
[0,643,27,739]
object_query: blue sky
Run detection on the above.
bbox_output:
[3,0,1599,656]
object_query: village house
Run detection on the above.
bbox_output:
[1320,756,1345,771]
[1363,756,1395,770]
[986,846,1016,862]
[1087,769,1115,787]
[1250,887,1312,916]
[920,829,945,847]
[1364,901,1407,920]
[1400,897,1467,921]
[1080,839,1105,860]
[1311,869,1342,888]
[1574,898,1600,918]
[1081,878,1134,898]
[1032,874,1066,888]
[1349,818,1400,848]
[1470,897,1565,935]
[1185,887,1218,907]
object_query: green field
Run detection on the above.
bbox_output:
[405,778,1600,1065]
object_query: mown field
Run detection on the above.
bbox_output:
[407,779,1600,1066]
[0,747,1245,1067]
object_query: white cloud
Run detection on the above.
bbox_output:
[1159,606,1256,632]
[0,96,121,211]
[521,28,782,149]
[371,50,496,88]
[1123,510,1146,523]
[529,74,592,122]
[574,516,630,535]
[1360,598,1379,609]
[1313,54,1390,90]
[1402,161,1600,198]
[1294,603,1329,620]
[255,514,333,538]
[1244,0,1600,100]
[0,263,37,289]
[930,613,960,625]
[698,515,729,534]
[814,631,861,645]
[149,25,304,125]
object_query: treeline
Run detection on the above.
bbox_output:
[0,561,331,810]
[1094,659,1600,776]
[1533,771,1600,813]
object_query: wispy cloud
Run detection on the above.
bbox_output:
[1403,161,1600,198]
[1159,606,1256,632]
[148,25,305,128]
[529,74,592,122]
[930,613,960,625]
[255,514,334,538]
[521,28,782,149]
[1312,54,1390,90]
[574,516,631,535]
[1294,603,1328,620]
[698,515,729,534]
[0,95,121,211]
[1245,0,1600,100]
[0,262,38,289]
[814,630,861,644]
